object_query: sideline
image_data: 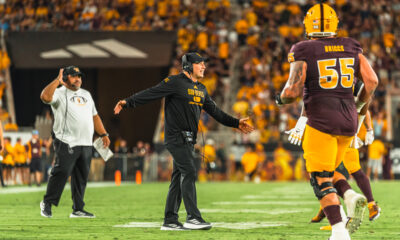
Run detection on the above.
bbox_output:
[0,182,133,194]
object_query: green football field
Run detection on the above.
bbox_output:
[0,181,399,240]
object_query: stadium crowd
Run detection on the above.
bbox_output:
[0,0,398,183]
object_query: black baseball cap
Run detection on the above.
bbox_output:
[63,66,84,77]
[184,52,209,64]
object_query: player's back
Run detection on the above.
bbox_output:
[289,37,363,136]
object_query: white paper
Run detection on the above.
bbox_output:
[93,137,113,162]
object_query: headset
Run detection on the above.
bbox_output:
[182,54,193,73]
[62,66,79,88]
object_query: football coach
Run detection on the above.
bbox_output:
[114,52,254,230]
[40,66,110,218]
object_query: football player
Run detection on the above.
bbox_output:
[275,2,378,240]
[288,107,381,231]
[288,81,381,229]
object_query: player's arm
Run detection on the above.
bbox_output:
[363,109,374,145]
[356,54,379,109]
[276,61,307,105]
[364,110,372,130]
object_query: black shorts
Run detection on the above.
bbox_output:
[234,161,242,171]
[30,158,42,173]
[1,163,13,169]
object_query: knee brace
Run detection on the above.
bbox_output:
[310,171,337,200]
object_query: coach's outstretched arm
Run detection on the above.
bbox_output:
[40,68,66,103]
[203,94,254,134]
[114,79,175,114]
[276,61,307,105]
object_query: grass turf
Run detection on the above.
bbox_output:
[0,181,399,239]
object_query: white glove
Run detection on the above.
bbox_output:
[364,129,374,145]
[350,135,364,149]
[285,116,308,146]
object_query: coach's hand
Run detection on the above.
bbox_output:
[238,117,254,134]
[102,136,111,148]
[57,68,66,86]
[114,100,126,114]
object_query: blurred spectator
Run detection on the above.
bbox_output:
[132,140,146,180]
[241,143,262,182]
[115,138,128,180]
[382,141,394,180]
[367,138,386,181]
[229,140,246,179]
[273,142,293,181]
[42,137,54,182]
[13,137,27,185]
[373,111,387,139]
[216,142,228,180]
[203,138,217,180]
[2,137,14,185]
[27,130,43,186]
[0,107,9,122]
[4,117,18,131]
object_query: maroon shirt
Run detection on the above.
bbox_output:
[29,139,42,159]
[289,37,363,136]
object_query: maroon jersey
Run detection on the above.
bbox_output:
[29,139,42,159]
[289,37,363,136]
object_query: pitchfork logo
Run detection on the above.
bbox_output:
[70,96,88,106]
[40,39,148,59]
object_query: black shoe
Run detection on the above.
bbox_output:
[183,218,212,230]
[40,200,52,218]
[160,221,189,231]
[70,210,95,218]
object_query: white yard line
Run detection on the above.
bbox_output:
[242,195,309,199]
[213,201,317,205]
[0,182,133,194]
[198,208,312,214]
[114,221,288,229]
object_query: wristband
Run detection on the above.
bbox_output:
[100,133,109,137]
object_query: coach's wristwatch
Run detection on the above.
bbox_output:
[100,133,109,137]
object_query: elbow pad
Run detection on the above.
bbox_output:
[355,99,366,113]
